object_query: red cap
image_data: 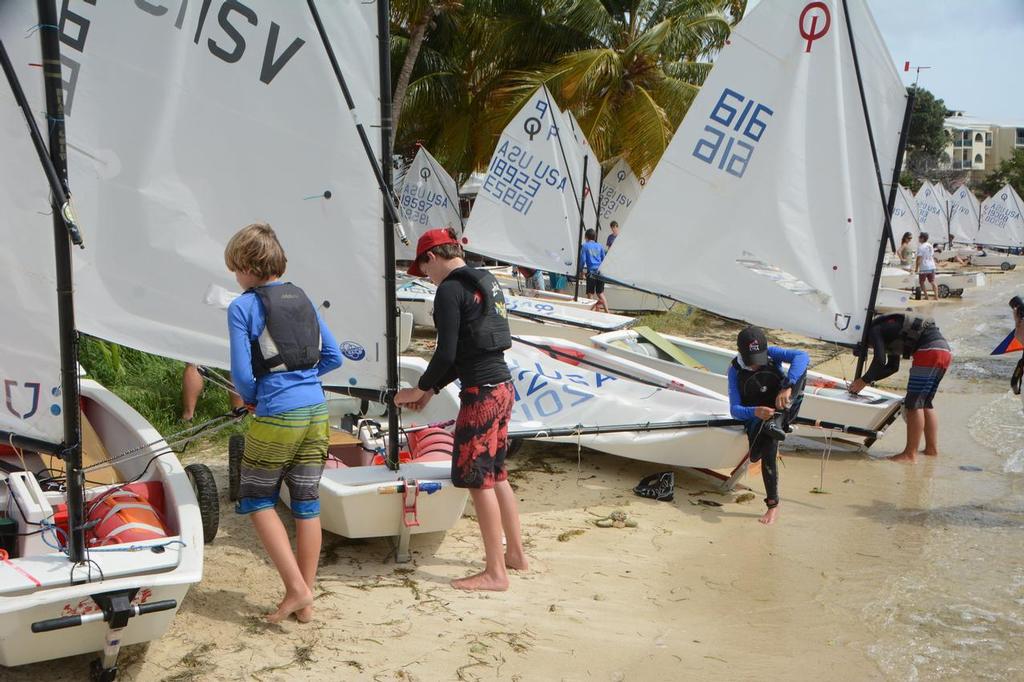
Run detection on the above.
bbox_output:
[407,228,459,277]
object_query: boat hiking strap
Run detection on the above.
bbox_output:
[633,326,705,369]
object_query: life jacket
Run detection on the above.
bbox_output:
[732,356,785,408]
[445,268,512,353]
[881,314,936,359]
[249,283,321,378]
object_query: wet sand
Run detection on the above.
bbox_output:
[8,270,1024,681]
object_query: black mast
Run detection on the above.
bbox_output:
[572,155,589,301]
[37,1,87,564]
[844,0,916,381]
[377,0,401,470]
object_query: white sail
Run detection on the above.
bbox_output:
[601,0,906,345]
[58,2,388,389]
[948,184,980,244]
[0,15,64,444]
[462,86,581,275]
[599,158,643,229]
[396,146,463,260]
[890,185,921,242]
[977,184,1024,249]
[562,110,602,237]
[915,181,949,242]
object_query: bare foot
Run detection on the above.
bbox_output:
[890,452,917,463]
[923,450,939,457]
[759,507,779,525]
[295,605,313,623]
[451,571,509,591]
[266,589,313,623]
[504,552,529,571]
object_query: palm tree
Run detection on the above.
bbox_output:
[393,0,744,182]
[486,0,744,179]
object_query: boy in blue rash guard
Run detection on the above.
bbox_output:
[225,222,342,624]
[726,326,809,526]
[580,228,609,313]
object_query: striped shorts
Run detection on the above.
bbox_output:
[236,402,329,519]
[905,347,952,410]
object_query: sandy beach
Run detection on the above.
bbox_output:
[8,271,1024,682]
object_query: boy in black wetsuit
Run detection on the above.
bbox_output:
[394,228,526,591]
[849,313,952,462]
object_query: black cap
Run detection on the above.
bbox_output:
[737,326,768,366]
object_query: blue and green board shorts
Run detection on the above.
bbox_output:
[236,402,329,519]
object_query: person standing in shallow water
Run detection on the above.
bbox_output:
[394,228,527,591]
[726,326,809,526]
[849,313,952,463]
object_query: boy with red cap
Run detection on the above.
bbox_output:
[394,228,527,591]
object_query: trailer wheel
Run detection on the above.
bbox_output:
[937,283,950,298]
[1002,261,1013,271]
[185,463,220,544]
[228,434,244,501]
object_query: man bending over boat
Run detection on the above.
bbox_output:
[727,327,809,526]
[849,314,951,463]
[225,223,342,623]
[395,228,527,591]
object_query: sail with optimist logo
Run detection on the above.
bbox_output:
[601,0,908,346]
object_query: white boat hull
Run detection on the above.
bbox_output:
[972,253,1024,269]
[0,380,202,669]
[591,330,903,443]
[875,287,912,313]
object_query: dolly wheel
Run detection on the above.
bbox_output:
[1002,261,1013,271]
[228,434,244,501]
[185,463,220,544]
[937,283,950,298]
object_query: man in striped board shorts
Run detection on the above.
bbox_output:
[849,313,952,462]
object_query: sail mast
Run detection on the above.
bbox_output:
[847,0,916,379]
[36,1,87,564]
[573,155,590,301]
[377,0,401,470]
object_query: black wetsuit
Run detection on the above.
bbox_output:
[417,267,512,392]
[861,313,948,384]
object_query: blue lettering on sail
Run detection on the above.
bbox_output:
[692,88,773,179]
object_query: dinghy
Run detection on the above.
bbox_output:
[591,329,902,445]
[0,8,216,677]
[972,185,1024,268]
[599,0,912,446]
[396,276,634,345]
[46,1,466,559]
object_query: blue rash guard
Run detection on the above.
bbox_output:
[726,346,810,421]
[228,281,343,417]
[580,240,605,272]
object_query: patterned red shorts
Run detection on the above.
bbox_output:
[452,381,514,489]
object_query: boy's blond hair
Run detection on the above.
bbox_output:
[224,222,287,279]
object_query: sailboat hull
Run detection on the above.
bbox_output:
[0,380,202,669]
[591,330,903,445]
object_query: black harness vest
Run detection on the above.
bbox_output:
[445,268,512,353]
[249,283,321,378]
[732,357,786,408]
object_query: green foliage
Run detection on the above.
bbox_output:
[905,85,950,174]
[979,149,1024,198]
[79,336,240,440]
[899,170,922,193]
[392,0,743,181]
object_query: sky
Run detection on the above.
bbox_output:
[743,0,1024,123]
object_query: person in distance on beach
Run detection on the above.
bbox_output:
[849,313,951,462]
[394,228,526,591]
[726,326,809,525]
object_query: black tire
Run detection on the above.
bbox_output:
[228,434,244,502]
[185,463,219,544]
[1002,261,1013,271]
[937,283,950,298]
